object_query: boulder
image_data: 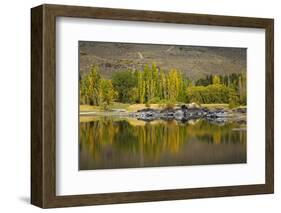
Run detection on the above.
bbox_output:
[233,107,247,113]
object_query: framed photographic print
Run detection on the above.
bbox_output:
[31,4,274,208]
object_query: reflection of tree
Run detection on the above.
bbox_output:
[79,118,246,165]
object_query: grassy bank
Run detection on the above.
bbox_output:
[80,102,246,113]
[80,103,130,112]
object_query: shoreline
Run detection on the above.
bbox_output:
[80,104,247,125]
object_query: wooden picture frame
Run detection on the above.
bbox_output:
[31,4,274,208]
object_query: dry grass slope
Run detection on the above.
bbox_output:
[79,41,246,80]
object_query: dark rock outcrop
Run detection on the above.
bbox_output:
[135,105,232,122]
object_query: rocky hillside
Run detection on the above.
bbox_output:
[79,41,246,80]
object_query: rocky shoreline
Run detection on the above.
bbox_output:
[80,104,246,124]
[134,105,246,124]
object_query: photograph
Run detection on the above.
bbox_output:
[30,3,274,208]
[78,41,247,170]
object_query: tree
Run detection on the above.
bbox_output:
[238,72,247,105]
[186,86,206,103]
[143,64,153,102]
[152,63,159,98]
[187,84,230,104]
[80,62,247,107]
[195,74,212,86]
[159,69,167,100]
[80,66,101,105]
[99,79,117,110]
[129,87,139,103]
[206,84,229,103]
[228,86,240,108]
[212,75,221,84]
[165,69,187,103]
[112,70,137,103]
[137,71,145,103]
[178,74,187,102]
[166,69,179,102]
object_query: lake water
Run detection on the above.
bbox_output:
[79,116,246,170]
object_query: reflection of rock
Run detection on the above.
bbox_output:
[135,106,208,121]
[233,107,246,113]
[206,109,228,118]
[206,117,228,125]
[205,109,228,125]
[136,108,159,121]
[174,109,184,120]
[136,107,208,121]
[160,108,176,120]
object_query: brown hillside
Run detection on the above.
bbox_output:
[79,41,246,80]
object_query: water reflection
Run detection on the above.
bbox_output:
[79,116,246,170]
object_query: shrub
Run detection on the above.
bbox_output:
[165,101,175,109]
[148,97,163,104]
[186,84,230,104]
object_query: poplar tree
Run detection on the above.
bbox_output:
[99,79,117,110]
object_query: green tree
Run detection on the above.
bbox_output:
[187,84,230,104]
[80,66,101,105]
[212,75,221,84]
[228,86,240,108]
[206,84,229,103]
[167,69,179,102]
[186,86,206,103]
[137,71,145,103]
[80,63,247,107]
[159,69,167,100]
[238,72,247,105]
[99,79,117,110]
[129,87,139,103]
[151,63,159,98]
[112,70,137,103]
[165,69,186,102]
[143,64,153,102]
